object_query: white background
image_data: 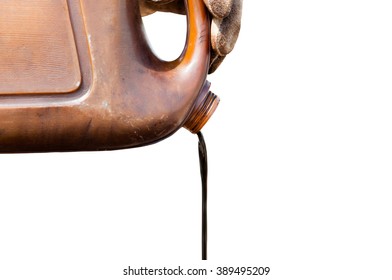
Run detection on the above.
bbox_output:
[1,1,392,279]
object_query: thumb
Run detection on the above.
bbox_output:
[203,0,234,19]
[210,0,242,56]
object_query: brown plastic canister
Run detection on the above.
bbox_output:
[0,0,219,152]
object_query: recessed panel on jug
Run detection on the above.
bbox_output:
[0,0,81,95]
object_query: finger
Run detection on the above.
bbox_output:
[203,0,234,19]
[139,2,157,17]
[140,0,186,16]
[208,51,226,74]
[210,0,242,56]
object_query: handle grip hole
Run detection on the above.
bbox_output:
[142,13,187,62]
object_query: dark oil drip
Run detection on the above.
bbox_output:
[197,131,208,260]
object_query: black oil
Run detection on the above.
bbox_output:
[197,131,208,260]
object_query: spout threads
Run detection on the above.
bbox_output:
[184,91,220,134]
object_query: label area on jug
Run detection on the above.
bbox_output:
[0,0,81,95]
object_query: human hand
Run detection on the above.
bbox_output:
[139,0,243,73]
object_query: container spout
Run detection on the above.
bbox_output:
[183,81,220,134]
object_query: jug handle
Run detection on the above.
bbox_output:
[141,0,210,77]
[177,0,210,70]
